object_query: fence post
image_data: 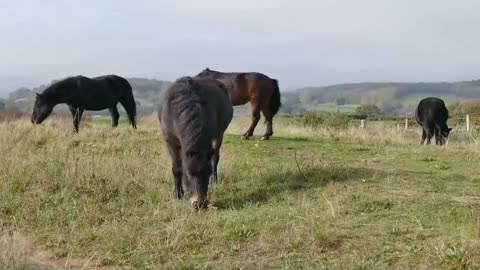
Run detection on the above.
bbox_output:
[360,119,366,129]
[466,114,470,132]
[397,123,400,131]
[405,118,409,130]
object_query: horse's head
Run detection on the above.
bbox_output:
[196,67,213,78]
[31,93,54,124]
[184,149,213,210]
[440,127,453,145]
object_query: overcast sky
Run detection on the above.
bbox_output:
[1,0,480,96]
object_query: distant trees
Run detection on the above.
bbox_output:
[335,97,346,105]
[355,104,383,118]
[380,102,403,115]
[8,87,32,101]
[448,99,480,115]
[0,100,5,111]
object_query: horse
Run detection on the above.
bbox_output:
[196,68,281,140]
[160,76,233,210]
[31,75,137,132]
[415,97,452,145]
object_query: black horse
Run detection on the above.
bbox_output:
[160,76,233,210]
[31,75,137,132]
[415,97,452,145]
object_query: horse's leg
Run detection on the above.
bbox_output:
[69,106,79,133]
[243,104,261,140]
[434,127,442,145]
[420,128,427,145]
[69,106,83,133]
[167,142,184,199]
[76,108,84,131]
[210,135,224,184]
[261,108,274,140]
[426,127,433,145]
[109,106,120,128]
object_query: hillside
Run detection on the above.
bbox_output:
[282,80,480,115]
[3,78,480,116]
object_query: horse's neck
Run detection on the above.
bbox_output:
[43,88,69,105]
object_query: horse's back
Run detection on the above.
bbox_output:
[161,77,232,139]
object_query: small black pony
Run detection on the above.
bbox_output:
[160,76,233,210]
[31,75,137,132]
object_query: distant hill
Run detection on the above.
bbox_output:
[3,77,480,116]
[282,80,480,115]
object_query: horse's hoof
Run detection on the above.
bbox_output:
[192,200,209,212]
[261,136,271,141]
[242,135,251,140]
[172,191,184,200]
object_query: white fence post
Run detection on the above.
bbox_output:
[397,123,400,131]
[466,114,470,132]
[360,119,366,129]
[405,118,409,130]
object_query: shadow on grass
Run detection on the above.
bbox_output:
[213,165,386,210]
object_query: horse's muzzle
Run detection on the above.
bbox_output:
[190,193,208,211]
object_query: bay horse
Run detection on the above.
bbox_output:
[160,76,233,210]
[196,68,281,140]
[31,75,137,132]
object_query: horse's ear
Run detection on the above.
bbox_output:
[35,92,42,98]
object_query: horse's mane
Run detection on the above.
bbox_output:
[169,77,209,153]
[40,76,81,102]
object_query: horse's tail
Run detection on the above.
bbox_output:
[270,79,281,116]
[108,76,137,127]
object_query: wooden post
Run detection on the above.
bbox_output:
[466,114,470,132]
[360,119,366,129]
[405,118,408,130]
[397,123,400,131]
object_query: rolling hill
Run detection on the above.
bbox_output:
[3,77,480,116]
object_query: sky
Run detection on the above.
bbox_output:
[1,0,480,96]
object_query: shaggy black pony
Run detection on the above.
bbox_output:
[415,97,451,145]
[160,76,233,210]
[31,75,137,132]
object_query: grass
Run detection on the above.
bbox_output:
[1,115,480,269]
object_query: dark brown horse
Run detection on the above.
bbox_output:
[196,68,281,140]
[160,76,233,210]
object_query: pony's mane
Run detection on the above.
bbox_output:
[170,77,209,153]
[40,77,79,101]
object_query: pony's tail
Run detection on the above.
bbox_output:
[108,76,137,128]
[270,79,281,116]
[122,80,137,126]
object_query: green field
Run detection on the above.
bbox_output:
[1,117,480,269]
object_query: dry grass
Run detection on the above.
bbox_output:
[1,115,480,269]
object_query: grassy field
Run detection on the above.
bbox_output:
[1,115,480,270]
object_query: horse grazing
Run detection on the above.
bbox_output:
[196,68,281,140]
[415,97,452,145]
[160,76,233,210]
[31,75,137,132]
